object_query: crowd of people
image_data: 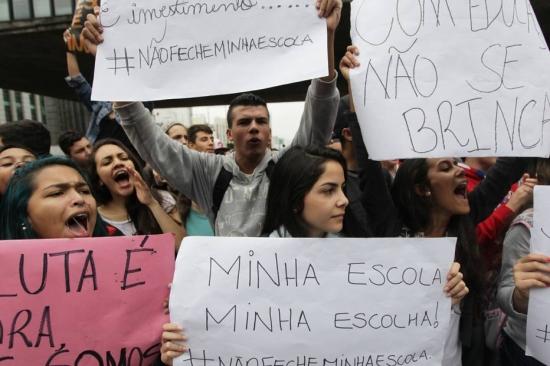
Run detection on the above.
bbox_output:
[1,1,549,365]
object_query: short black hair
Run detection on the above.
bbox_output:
[226,93,269,128]
[331,95,351,143]
[187,124,213,144]
[58,130,85,156]
[0,120,51,156]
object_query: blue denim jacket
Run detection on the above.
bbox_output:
[65,73,121,143]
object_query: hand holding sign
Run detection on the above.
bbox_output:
[0,234,174,365]
[87,0,337,101]
[350,0,550,159]
[445,262,469,305]
[513,254,550,314]
[170,236,457,366]
[161,323,188,366]
[83,6,102,55]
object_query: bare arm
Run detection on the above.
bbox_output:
[130,168,185,252]
[64,29,82,77]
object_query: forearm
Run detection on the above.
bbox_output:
[116,102,190,192]
[66,52,81,77]
[148,201,185,252]
[321,31,336,82]
[497,225,530,318]
[475,204,515,247]
[116,102,222,214]
[291,76,339,147]
[349,112,399,237]
[512,287,529,314]
[469,158,530,223]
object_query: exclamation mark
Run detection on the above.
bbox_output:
[433,301,439,328]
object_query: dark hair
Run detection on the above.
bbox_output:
[187,124,213,144]
[528,158,550,186]
[0,157,106,239]
[261,145,347,237]
[332,95,351,144]
[226,93,269,128]
[391,159,484,314]
[58,130,85,156]
[90,139,163,235]
[0,120,51,156]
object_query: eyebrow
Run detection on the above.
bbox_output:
[42,181,89,191]
[0,154,34,161]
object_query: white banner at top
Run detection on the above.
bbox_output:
[92,0,328,101]
[350,0,550,160]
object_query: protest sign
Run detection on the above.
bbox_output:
[0,234,174,365]
[91,0,328,101]
[350,0,550,160]
[170,236,456,366]
[66,0,100,54]
[526,186,550,364]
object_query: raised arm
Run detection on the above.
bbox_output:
[63,28,96,112]
[340,45,401,237]
[130,167,185,251]
[289,0,342,148]
[114,102,223,218]
[468,158,532,224]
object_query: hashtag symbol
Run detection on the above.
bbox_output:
[536,324,550,343]
[105,48,135,76]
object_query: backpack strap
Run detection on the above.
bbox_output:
[212,160,276,218]
[212,167,233,218]
[265,160,275,179]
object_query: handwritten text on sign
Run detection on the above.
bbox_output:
[170,237,456,366]
[92,0,327,101]
[350,0,550,160]
[0,234,174,365]
[526,186,550,364]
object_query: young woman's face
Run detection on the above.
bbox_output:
[425,158,469,217]
[94,144,136,198]
[301,160,348,237]
[0,148,35,194]
[27,165,97,238]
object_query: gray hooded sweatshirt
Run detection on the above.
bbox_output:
[115,76,339,236]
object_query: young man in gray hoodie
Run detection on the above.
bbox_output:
[84,0,342,236]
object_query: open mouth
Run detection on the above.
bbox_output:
[113,169,130,185]
[65,213,90,237]
[454,182,468,199]
[248,138,261,145]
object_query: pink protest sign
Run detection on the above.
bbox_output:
[0,233,175,365]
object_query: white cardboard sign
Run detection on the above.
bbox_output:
[526,186,550,364]
[170,236,456,366]
[350,0,550,160]
[92,0,327,101]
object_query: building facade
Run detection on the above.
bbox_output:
[0,88,89,145]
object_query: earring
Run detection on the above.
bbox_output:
[20,221,29,232]
[426,191,431,197]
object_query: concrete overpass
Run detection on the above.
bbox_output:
[0,0,548,108]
